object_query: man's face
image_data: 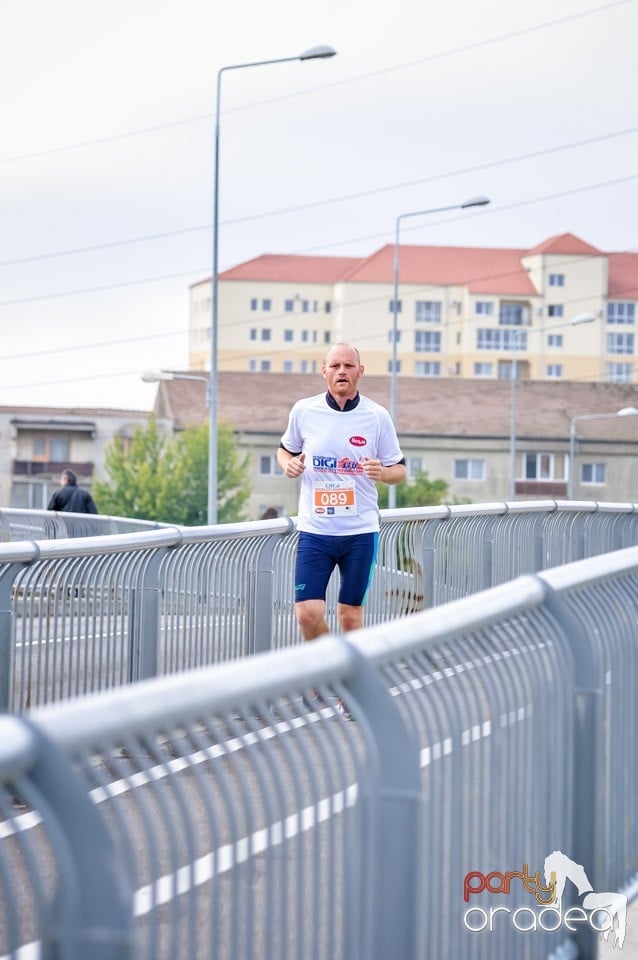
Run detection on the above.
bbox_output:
[321,345,363,400]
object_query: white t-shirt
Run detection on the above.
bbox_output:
[280,391,404,535]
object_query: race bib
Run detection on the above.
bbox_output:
[312,478,357,516]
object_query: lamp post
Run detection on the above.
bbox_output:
[209,45,336,525]
[388,195,490,509]
[508,312,596,500]
[568,406,638,499]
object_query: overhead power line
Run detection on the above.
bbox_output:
[1,125,636,270]
[0,171,637,309]
[0,0,629,167]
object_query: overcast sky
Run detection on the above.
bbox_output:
[1,0,636,411]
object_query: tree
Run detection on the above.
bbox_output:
[93,419,251,524]
[376,469,451,509]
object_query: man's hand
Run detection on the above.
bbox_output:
[285,452,306,478]
[360,456,383,481]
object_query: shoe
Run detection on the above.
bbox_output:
[336,699,355,722]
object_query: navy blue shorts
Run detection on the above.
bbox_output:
[294,531,379,607]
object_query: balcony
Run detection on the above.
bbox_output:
[12,461,95,478]
[515,479,568,497]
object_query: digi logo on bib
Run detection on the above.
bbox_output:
[349,435,367,447]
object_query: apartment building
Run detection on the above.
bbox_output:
[0,406,157,509]
[188,233,637,384]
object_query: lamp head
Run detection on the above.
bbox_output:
[299,45,337,60]
[570,312,596,325]
[141,370,174,383]
[617,406,638,417]
[461,196,491,208]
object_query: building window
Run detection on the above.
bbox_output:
[325,301,332,313]
[284,299,294,313]
[260,359,271,372]
[581,463,606,485]
[260,455,283,476]
[474,362,493,377]
[477,328,525,351]
[388,329,401,343]
[546,364,563,378]
[283,360,293,373]
[389,300,402,313]
[415,301,441,323]
[454,458,485,481]
[284,329,294,342]
[606,362,633,383]
[261,328,271,341]
[249,358,257,371]
[607,302,635,324]
[414,361,440,376]
[301,330,309,343]
[388,359,401,373]
[549,273,565,287]
[406,456,423,478]
[415,330,441,353]
[249,328,258,341]
[262,299,272,311]
[547,304,564,317]
[607,333,635,355]
[547,334,563,347]
[524,452,566,480]
[499,302,526,326]
[32,436,70,461]
[250,298,258,311]
[300,360,309,373]
[475,301,494,315]
[301,300,309,313]
[324,331,331,344]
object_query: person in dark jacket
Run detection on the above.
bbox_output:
[47,469,99,514]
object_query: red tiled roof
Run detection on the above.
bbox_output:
[607,252,638,300]
[342,244,538,296]
[190,235,636,302]
[525,233,603,256]
[217,253,362,284]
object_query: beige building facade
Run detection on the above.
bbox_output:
[188,233,635,386]
[0,407,157,510]
[152,373,638,520]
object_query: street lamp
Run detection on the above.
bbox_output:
[508,312,596,500]
[388,195,490,508]
[209,45,337,525]
[568,406,638,499]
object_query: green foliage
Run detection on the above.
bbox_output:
[93,419,251,525]
[376,469,451,508]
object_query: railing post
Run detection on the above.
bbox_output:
[128,547,169,682]
[339,639,425,960]
[420,512,450,608]
[0,563,25,712]
[247,536,277,655]
[0,715,135,959]
[537,579,604,960]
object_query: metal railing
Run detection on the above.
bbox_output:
[0,507,167,542]
[1,543,637,959]
[1,500,637,713]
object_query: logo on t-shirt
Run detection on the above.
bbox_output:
[312,455,362,475]
[349,435,367,447]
